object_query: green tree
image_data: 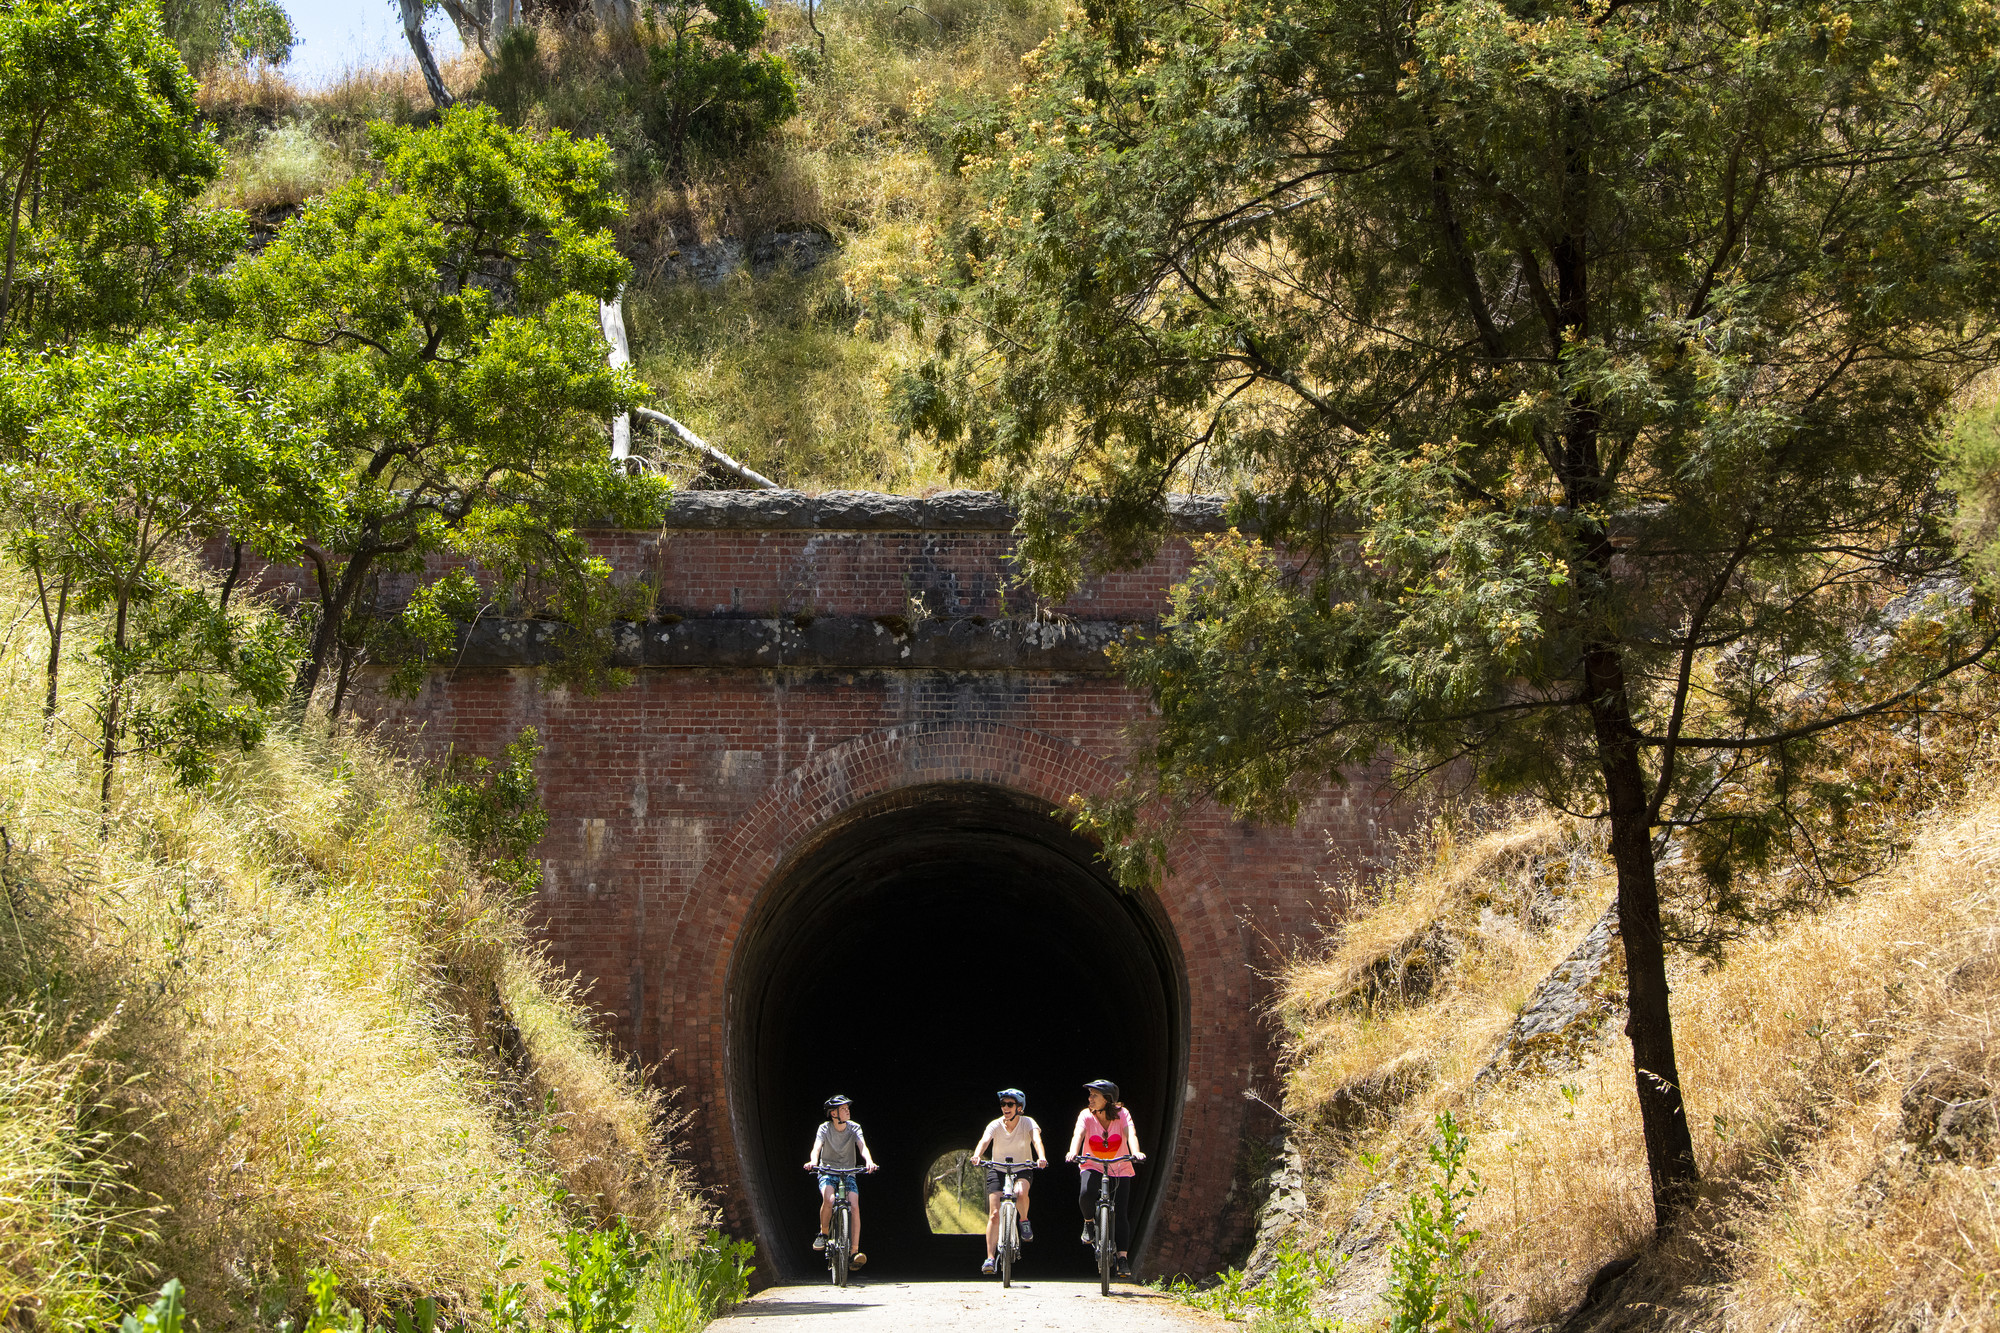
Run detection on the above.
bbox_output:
[909,0,2000,1226]
[642,0,797,179]
[157,0,293,74]
[0,335,336,810]
[233,105,668,711]
[0,0,238,346]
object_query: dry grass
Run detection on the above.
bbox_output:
[1277,752,2000,1331]
[0,571,712,1329]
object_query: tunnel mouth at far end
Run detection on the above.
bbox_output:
[726,782,1188,1281]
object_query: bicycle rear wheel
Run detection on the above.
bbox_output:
[831,1200,851,1287]
[1000,1200,1015,1287]
[1096,1194,1113,1295]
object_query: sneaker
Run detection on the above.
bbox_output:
[1081,1222,1095,1245]
[981,1258,996,1275]
[851,1253,868,1269]
[812,1233,828,1251]
[1114,1258,1132,1278]
[1019,1220,1033,1242]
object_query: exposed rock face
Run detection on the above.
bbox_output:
[635,230,839,287]
[1244,902,1625,1322]
[1243,1141,1309,1282]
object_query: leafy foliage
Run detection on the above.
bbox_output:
[1386,1113,1491,1333]
[233,104,670,708]
[157,0,293,74]
[0,0,238,346]
[432,726,552,893]
[0,334,333,802]
[914,0,2000,1223]
[641,0,798,179]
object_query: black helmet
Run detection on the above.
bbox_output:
[1083,1079,1119,1102]
[997,1087,1027,1109]
[824,1094,853,1113]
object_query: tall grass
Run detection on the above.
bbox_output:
[1276,742,2000,1329]
[0,567,712,1329]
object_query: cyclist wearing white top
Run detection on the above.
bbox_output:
[972,1088,1048,1274]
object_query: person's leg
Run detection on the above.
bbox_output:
[850,1190,862,1258]
[1016,1177,1033,1239]
[1112,1176,1133,1258]
[819,1181,835,1236]
[1078,1170,1097,1243]
[985,1191,1003,1260]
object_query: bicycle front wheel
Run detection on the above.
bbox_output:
[999,1201,1015,1287]
[832,1201,851,1287]
[1096,1195,1113,1295]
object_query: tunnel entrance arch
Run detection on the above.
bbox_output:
[726,782,1188,1280]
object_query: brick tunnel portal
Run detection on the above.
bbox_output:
[729,783,1185,1280]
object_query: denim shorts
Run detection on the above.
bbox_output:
[819,1172,860,1195]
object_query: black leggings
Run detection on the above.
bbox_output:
[1077,1171,1132,1251]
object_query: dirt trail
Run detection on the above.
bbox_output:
[713,1278,1229,1332]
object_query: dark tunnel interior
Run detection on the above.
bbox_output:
[727,783,1188,1281]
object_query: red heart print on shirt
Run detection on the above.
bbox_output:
[1088,1132,1123,1157]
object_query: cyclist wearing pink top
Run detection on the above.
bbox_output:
[1064,1078,1145,1277]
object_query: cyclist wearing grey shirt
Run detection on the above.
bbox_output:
[804,1095,878,1267]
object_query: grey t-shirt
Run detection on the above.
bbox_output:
[815,1119,866,1169]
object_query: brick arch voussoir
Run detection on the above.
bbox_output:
[680,720,1234,1003]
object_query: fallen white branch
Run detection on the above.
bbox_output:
[633,406,781,490]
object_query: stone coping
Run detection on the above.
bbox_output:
[634,489,1236,533]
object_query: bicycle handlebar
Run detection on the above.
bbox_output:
[809,1165,870,1175]
[1072,1153,1139,1166]
[973,1159,1041,1171]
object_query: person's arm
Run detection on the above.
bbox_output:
[1124,1111,1144,1161]
[1065,1110,1085,1161]
[973,1119,996,1163]
[804,1123,824,1169]
[857,1126,879,1170]
[1030,1118,1050,1167]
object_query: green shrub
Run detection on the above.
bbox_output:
[1385,1113,1492,1333]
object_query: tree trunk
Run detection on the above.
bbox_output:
[1,114,46,324]
[398,0,456,110]
[1586,642,1701,1228]
[292,545,376,713]
[34,566,66,726]
[601,290,632,463]
[99,591,129,821]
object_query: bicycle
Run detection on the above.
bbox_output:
[973,1157,1037,1287]
[1077,1153,1137,1295]
[810,1165,866,1286]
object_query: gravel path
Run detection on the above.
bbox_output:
[713,1278,1229,1333]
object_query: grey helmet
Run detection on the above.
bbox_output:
[997,1087,1027,1110]
[824,1094,853,1115]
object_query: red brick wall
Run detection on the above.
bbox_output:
[352,512,1398,1277]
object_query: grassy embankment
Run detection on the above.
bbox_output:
[196,0,1062,495]
[0,563,734,1332]
[1252,716,2000,1329]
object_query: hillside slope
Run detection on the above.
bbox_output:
[1255,760,2000,1330]
[0,569,718,1330]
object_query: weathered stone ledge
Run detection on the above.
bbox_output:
[453,611,1136,672]
[634,488,1238,533]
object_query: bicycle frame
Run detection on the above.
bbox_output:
[974,1158,1035,1287]
[814,1165,865,1287]
[1080,1154,1136,1295]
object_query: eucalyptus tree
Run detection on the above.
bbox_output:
[907,0,2000,1225]
[234,106,667,712]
